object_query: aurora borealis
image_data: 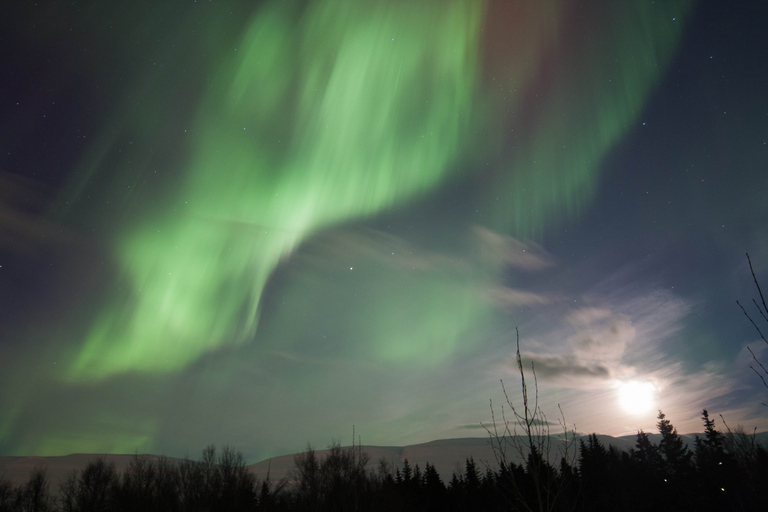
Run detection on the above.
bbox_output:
[2,0,767,461]
[69,0,487,379]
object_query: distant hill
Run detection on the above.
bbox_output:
[4,432,767,489]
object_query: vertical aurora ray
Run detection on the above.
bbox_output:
[485,1,693,239]
[67,0,487,379]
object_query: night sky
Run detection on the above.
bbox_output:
[2,0,767,462]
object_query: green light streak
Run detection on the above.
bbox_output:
[68,0,486,379]
[489,1,692,239]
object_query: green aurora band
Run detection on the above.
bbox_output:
[63,0,691,381]
[68,0,486,378]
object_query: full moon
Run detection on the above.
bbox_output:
[617,381,656,415]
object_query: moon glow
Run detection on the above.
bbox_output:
[617,381,656,415]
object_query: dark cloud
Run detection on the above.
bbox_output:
[456,423,488,431]
[521,353,613,381]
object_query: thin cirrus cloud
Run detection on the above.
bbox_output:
[472,225,555,271]
[506,287,689,391]
[296,227,474,273]
[488,265,765,434]
[567,309,635,363]
[295,223,557,276]
[0,171,73,255]
[486,287,550,308]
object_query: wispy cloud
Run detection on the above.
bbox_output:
[0,171,73,255]
[489,263,702,400]
[486,287,550,307]
[298,227,472,272]
[567,309,634,363]
[482,259,768,434]
[472,225,555,270]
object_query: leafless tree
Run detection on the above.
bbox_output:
[57,457,118,512]
[482,328,577,512]
[292,429,370,512]
[737,253,768,406]
[0,475,14,512]
[15,467,51,512]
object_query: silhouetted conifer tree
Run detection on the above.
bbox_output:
[692,410,732,511]
[421,463,447,512]
[411,464,422,490]
[580,434,613,512]
[462,458,482,511]
[464,458,480,494]
[626,430,664,510]
[657,411,693,476]
[656,411,695,510]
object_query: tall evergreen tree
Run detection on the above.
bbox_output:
[423,463,444,491]
[401,459,413,486]
[464,457,481,494]
[580,434,610,511]
[627,430,664,510]
[657,411,695,510]
[657,410,693,477]
[695,409,726,470]
[632,430,662,473]
[693,410,731,510]
[421,463,447,512]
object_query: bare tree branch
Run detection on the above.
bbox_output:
[483,328,577,512]
[737,300,767,345]
[739,252,768,407]
[747,253,768,317]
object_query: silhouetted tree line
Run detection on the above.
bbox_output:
[0,445,272,512]
[1,410,766,512]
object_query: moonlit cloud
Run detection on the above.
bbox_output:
[487,287,551,308]
[567,310,634,363]
[472,225,556,271]
[485,260,753,435]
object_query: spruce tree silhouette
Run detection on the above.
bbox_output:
[657,411,693,478]
[693,410,732,510]
[579,434,613,511]
[421,463,447,512]
[656,411,694,510]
